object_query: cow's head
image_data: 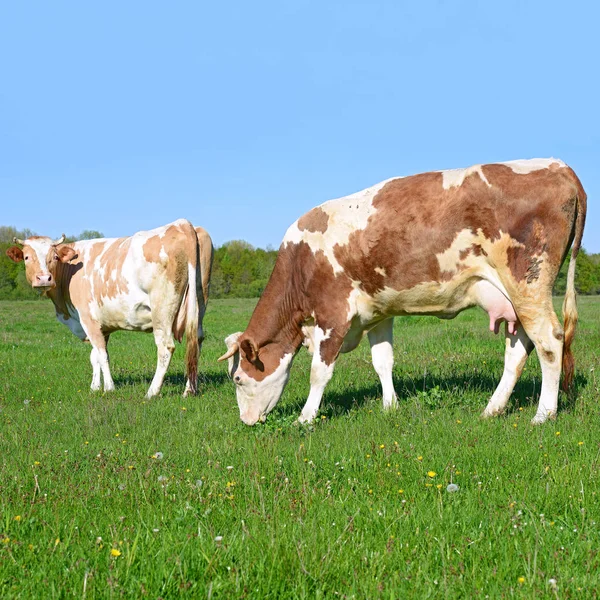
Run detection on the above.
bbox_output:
[218,332,295,425]
[6,234,77,289]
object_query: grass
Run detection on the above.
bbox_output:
[0,296,598,599]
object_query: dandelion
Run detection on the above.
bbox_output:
[14,515,21,522]
[417,456,423,461]
[456,419,462,424]
[110,548,121,557]
[427,471,436,478]
[518,576,525,584]
[2,538,9,544]
[436,484,442,489]
[55,538,60,546]
[555,431,560,436]
[181,407,187,411]
[446,483,459,493]
[578,441,584,446]
[34,461,40,466]
[23,399,31,406]
[368,489,373,494]
[379,444,385,449]
[153,452,163,460]
[398,489,404,494]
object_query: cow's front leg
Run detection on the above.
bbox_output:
[367,318,398,410]
[298,325,341,424]
[85,328,114,392]
[483,324,532,417]
[147,328,175,398]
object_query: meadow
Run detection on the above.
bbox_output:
[0,296,598,599]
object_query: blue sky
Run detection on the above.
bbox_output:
[1,1,598,251]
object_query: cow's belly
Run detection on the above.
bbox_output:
[91,292,154,333]
[366,276,517,332]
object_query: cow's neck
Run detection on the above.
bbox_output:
[244,255,307,354]
[47,250,77,320]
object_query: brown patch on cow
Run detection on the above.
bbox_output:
[332,172,503,295]
[144,226,193,292]
[542,349,556,363]
[298,207,329,233]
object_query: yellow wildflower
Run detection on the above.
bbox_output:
[110,548,121,557]
[518,576,525,584]
[14,516,21,522]
[427,471,436,478]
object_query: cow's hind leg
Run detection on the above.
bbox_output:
[147,327,176,398]
[298,325,342,424]
[367,318,398,410]
[482,324,533,417]
[517,302,564,424]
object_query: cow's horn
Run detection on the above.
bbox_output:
[52,234,66,245]
[217,343,239,362]
[13,237,25,245]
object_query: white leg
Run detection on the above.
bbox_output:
[298,326,337,424]
[368,318,398,410]
[482,324,532,417]
[523,313,564,424]
[90,347,101,391]
[98,347,115,392]
[147,329,175,398]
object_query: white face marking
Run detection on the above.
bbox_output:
[499,158,566,174]
[374,267,386,276]
[442,165,491,190]
[26,238,54,276]
[234,352,294,426]
[283,177,399,274]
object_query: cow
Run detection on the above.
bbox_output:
[219,158,586,426]
[6,219,214,397]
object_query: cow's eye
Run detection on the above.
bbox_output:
[24,256,29,261]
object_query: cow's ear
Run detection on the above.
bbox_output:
[56,246,78,263]
[240,338,260,364]
[6,247,23,263]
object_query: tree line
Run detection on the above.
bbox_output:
[0,225,599,300]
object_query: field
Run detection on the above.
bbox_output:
[0,297,598,599]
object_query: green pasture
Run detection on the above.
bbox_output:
[0,297,598,598]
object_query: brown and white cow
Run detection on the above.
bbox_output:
[219,158,586,426]
[7,219,214,397]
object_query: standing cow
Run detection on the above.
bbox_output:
[219,159,586,426]
[7,219,213,397]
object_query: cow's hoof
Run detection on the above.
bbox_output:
[298,413,316,425]
[531,412,556,425]
[382,398,398,411]
[481,407,503,418]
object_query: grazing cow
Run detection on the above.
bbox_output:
[219,158,586,426]
[7,219,214,397]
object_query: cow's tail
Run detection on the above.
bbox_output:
[184,236,201,396]
[562,174,587,391]
[196,226,214,307]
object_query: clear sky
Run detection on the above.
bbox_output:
[1,1,598,251]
